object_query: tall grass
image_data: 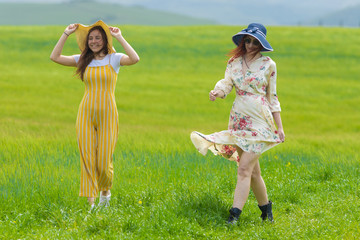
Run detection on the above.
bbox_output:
[0,25,359,239]
[1,144,359,239]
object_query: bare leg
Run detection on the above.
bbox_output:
[250,161,269,206]
[101,190,110,196]
[232,148,260,210]
[88,197,95,206]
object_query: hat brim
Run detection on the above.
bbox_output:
[75,20,115,54]
[232,32,273,52]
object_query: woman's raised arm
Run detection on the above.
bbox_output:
[109,26,140,66]
[50,24,78,67]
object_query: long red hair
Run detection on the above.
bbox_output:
[227,36,261,64]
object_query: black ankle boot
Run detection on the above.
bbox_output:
[258,201,274,222]
[227,207,242,224]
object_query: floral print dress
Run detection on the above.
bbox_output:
[190,56,282,164]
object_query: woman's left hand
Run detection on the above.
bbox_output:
[109,27,122,38]
[277,128,285,142]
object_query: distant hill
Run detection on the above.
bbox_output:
[0,2,217,25]
[304,4,360,27]
[110,0,360,27]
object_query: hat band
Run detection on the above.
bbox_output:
[244,27,266,38]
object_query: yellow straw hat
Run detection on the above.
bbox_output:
[75,20,116,54]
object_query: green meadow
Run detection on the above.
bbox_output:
[0,25,359,239]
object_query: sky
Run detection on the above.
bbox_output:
[2,0,359,9]
[1,0,360,25]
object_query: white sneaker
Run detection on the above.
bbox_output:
[88,204,96,213]
[99,191,111,208]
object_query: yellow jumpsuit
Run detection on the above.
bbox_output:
[76,56,118,198]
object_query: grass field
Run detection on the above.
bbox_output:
[0,25,360,239]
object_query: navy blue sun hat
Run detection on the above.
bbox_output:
[232,23,273,52]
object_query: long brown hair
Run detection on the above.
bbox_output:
[227,36,261,64]
[76,26,109,80]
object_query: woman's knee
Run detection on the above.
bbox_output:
[251,170,262,181]
[237,152,259,179]
[237,165,253,179]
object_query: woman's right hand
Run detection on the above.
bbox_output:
[64,23,78,35]
[209,90,220,101]
[50,23,78,66]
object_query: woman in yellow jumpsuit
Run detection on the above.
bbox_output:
[50,20,140,210]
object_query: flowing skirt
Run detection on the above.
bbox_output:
[190,92,281,164]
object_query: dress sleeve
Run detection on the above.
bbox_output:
[214,62,233,98]
[266,61,281,112]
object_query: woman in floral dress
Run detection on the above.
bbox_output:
[190,23,285,224]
